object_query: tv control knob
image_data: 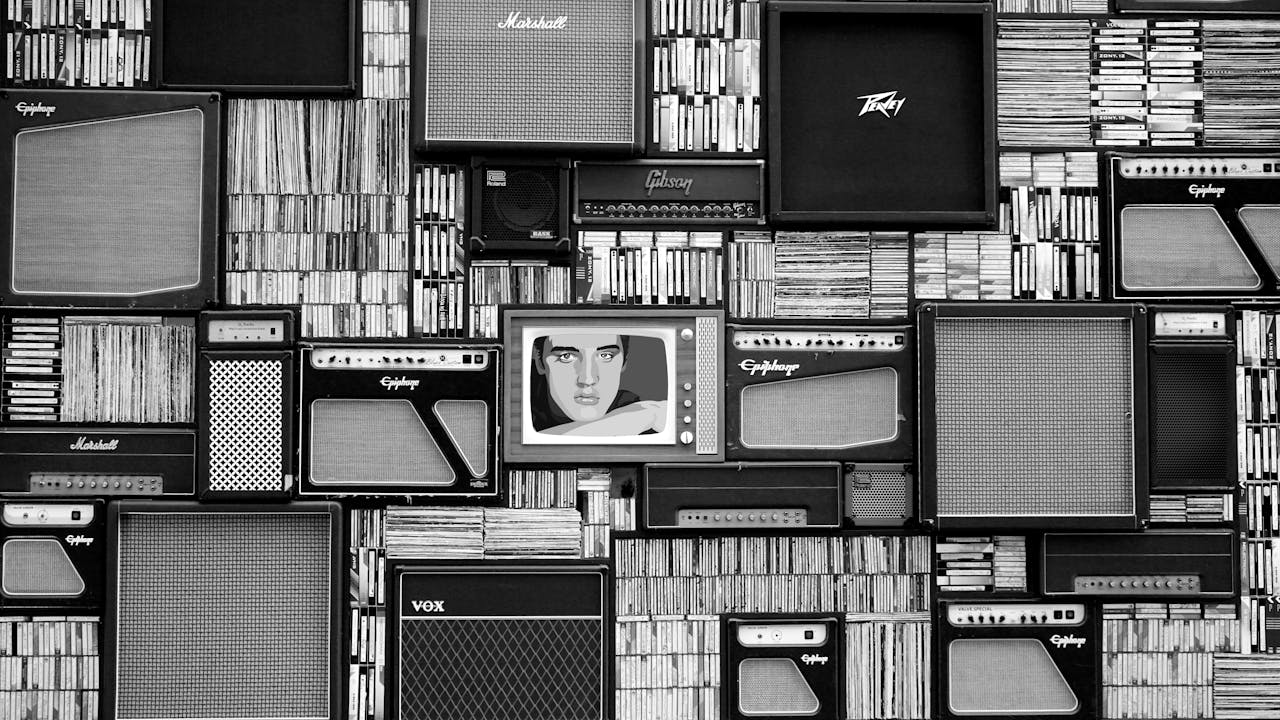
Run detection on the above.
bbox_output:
[680,431,694,445]
[680,328,694,342]
[683,399,693,408]
[683,416,692,424]
[683,383,693,392]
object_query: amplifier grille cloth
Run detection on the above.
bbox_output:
[424,0,633,145]
[741,369,897,449]
[12,110,203,296]
[1151,350,1236,488]
[1238,205,1280,274]
[114,511,331,720]
[1119,205,1260,291]
[400,617,602,720]
[738,658,820,716]
[847,469,909,520]
[311,399,454,486]
[2,538,83,597]
[933,317,1134,517]
[433,399,489,477]
[208,358,284,492]
[948,639,1078,715]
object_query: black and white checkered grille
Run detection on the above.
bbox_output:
[207,358,285,492]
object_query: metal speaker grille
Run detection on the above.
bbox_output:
[399,618,602,720]
[741,369,898,449]
[12,110,204,296]
[1239,205,1280,275]
[948,639,1078,715]
[846,468,910,521]
[737,658,820,717]
[433,399,489,477]
[1119,205,1260,291]
[932,317,1135,518]
[423,0,634,146]
[207,358,284,492]
[2,538,84,598]
[113,511,332,720]
[487,169,557,235]
[310,399,455,486]
[1151,350,1235,488]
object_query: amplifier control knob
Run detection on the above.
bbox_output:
[680,431,694,445]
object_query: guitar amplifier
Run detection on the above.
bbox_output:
[0,428,196,496]
[723,615,843,720]
[0,500,104,610]
[573,160,766,224]
[471,158,570,255]
[643,462,843,531]
[1043,529,1237,598]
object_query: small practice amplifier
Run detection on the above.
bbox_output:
[471,158,570,254]
[723,615,843,720]
[574,160,765,224]
[0,500,104,610]
[1042,529,1237,598]
[643,462,842,531]
[845,463,913,527]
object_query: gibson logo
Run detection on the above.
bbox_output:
[1189,184,1225,199]
[16,101,55,118]
[857,91,906,118]
[65,535,93,547]
[498,11,568,29]
[380,376,420,391]
[645,169,694,197]
[1050,634,1087,649]
[801,654,828,666]
[738,359,800,377]
[69,437,118,451]
[411,600,446,613]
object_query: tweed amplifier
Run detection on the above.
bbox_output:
[643,462,843,531]
[723,615,843,720]
[573,160,766,224]
[0,500,104,609]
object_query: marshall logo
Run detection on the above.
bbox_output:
[411,600,446,613]
[645,169,694,197]
[738,359,801,377]
[65,535,94,547]
[801,654,828,666]
[857,91,906,118]
[16,101,55,118]
[380,376,420,391]
[498,11,568,29]
[69,437,118,451]
[1050,634,1087,649]
[1189,184,1226,199]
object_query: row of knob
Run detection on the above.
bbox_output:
[584,202,754,216]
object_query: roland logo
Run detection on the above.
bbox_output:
[486,169,507,187]
[69,437,118,451]
[65,535,93,547]
[498,11,568,29]
[856,90,906,118]
[380,376,420,391]
[645,169,694,197]
[412,600,446,613]
[1050,634,1087,649]
[1189,184,1225,199]
[801,654,828,666]
[15,101,55,118]
[738,359,801,377]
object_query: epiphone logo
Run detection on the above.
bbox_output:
[645,169,694,197]
[69,437,118,451]
[16,102,55,118]
[411,600,446,612]
[498,11,568,29]
[801,654,828,665]
[65,535,93,547]
[1189,184,1226,199]
[857,90,906,118]
[1050,634,1087,649]
[380,376,420,390]
[738,359,801,377]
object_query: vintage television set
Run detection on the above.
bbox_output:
[502,306,724,463]
[0,90,220,309]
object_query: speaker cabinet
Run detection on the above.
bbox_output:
[845,463,913,527]
[766,2,997,227]
[723,615,843,720]
[471,158,571,255]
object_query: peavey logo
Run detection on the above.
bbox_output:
[857,91,906,118]
[65,535,93,547]
[738,359,801,377]
[381,376,420,391]
[645,169,693,197]
[1050,634,1087,649]
[801,654,828,666]
[69,437,118,451]
[411,600,445,613]
[1189,184,1226,199]
[16,101,55,118]
[498,11,568,29]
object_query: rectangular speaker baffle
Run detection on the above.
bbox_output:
[470,157,572,257]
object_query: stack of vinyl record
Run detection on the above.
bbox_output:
[773,232,870,318]
[385,507,484,560]
[482,509,583,558]
[1204,20,1280,146]
[997,19,1092,146]
[844,615,931,720]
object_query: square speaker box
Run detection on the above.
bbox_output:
[470,157,571,256]
[722,615,843,720]
[766,2,997,227]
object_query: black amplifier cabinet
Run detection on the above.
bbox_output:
[471,157,571,255]
[0,428,196,496]
[726,325,912,462]
[574,160,766,224]
[1107,153,1280,299]
[299,344,500,499]
[0,499,104,610]
[1119,0,1280,13]
[1043,529,1237,599]
[723,614,843,720]
[939,601,1098,720]
[643,462,843,531]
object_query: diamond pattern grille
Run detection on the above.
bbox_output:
[207,358,284,492]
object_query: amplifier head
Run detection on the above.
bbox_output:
[0,500,104,610]
[723,615,843,720]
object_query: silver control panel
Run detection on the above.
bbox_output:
[310,348,489,370]
[1118,156,1280,178]
[947,603,1087,626]
[1074,575,1201,595]
[677,509,808,528]
[1154,311,1229,338]
[2,503,94,527]
[29,474,163,495]
[732,329,905,352]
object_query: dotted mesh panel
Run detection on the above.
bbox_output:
[948,639,1078,714]
[741,369,897,449]
[1239,205,1280,275]
[1119,206,1260,291]
[846,469,910,519]
[114,511,332,720]
[1,538,83,597]
[484,168,558,239]
[310,399,455,486]
[208,358,284,492]
[432,399,489,478]
[1151,350,1236,488]
[399,618,602,720]
[738,658,820,716]
[12,110,204,296]
[696,316,719,455]
[423,0,634,145]
[932,317,1135,518]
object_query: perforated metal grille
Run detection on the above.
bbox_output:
[741,369,897,449]
[114,511,332,720]
[1151,349,1236,488]
[846,469,910,520]
[12,110,204,296]
[433,399,489,478]
[738,658,820,716]
[948,639,1078,715]
[207,358,284,492]
[310,399,455,486]
[483,168,558,241]
[696,316,719,455]
[1239,205,1280,275]
[423,0,634,145]
[2,539,83,597]
[1119,205,1260,291]
[399,618,602,720]
[932,316,1135,518]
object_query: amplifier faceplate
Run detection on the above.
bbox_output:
[574,160,766,224]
